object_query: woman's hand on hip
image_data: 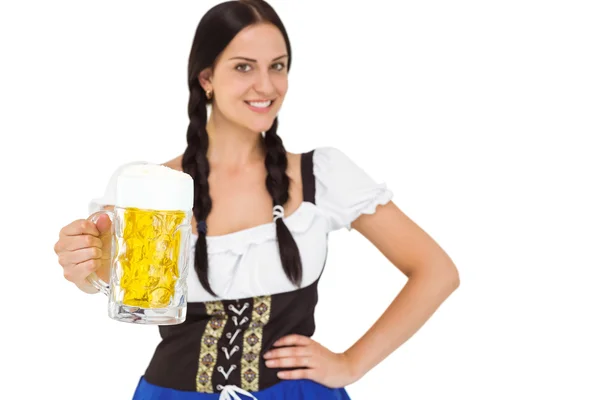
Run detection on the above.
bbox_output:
[264,334,360,388]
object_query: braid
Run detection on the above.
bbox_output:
[181,83,216,297]
[181,90,303,295]
[264,117,303,286]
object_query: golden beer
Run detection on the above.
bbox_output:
[118,207,187,308]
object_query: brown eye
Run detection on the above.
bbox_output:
[273,62,286,71]
[236,64,251,72]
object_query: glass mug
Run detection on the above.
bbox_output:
[86,163,194,325]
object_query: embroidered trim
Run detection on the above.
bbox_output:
[240,296,272,391]
[196,301,227,392]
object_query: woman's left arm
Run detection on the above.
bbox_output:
[265,201,460,387]
[342,200,460,380]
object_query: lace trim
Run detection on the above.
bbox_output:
[343,185,394,231]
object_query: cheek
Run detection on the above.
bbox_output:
[214,71,246,98]
[275,76,288,95]
[222,80,247,100]
[217,86,247,113]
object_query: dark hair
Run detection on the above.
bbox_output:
[181,0,302,297]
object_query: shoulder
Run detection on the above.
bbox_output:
[298,146,370,190]
[286,151,301,164]
[293,146,353,169]
[310,146,355,164]
[309,146,393,232]
[162,155,183,171]
[310,146,366,178]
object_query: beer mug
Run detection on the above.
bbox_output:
[87,163,194,325]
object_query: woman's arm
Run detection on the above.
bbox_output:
[344,200,460,379]
[265,200,459,387]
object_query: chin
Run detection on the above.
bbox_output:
[249,120,276,134]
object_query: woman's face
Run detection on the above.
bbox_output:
[201,23,289,134]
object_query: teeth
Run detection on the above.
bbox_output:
[247,100,272,108]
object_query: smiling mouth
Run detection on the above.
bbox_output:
[244,100,274,108]
[244,100,275,113]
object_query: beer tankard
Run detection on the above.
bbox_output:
[86,163,194,325]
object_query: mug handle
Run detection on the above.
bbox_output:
[86,210,115,296]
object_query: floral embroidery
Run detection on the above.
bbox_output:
[196,301,227,392]
[241,296,272,391]
[203,335,217,346]
[243,368,257,384]
[246,333,259,346]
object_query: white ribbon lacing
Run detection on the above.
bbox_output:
[217,384,258,400]
[217,301,256,399]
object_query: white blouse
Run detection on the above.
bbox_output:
[89,146,394,303]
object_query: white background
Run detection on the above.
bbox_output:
[1,0,599,398]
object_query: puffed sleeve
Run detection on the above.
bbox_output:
[88,161,148,214]
[313,146,394,232]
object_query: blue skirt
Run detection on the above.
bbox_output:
[132,376,352,399]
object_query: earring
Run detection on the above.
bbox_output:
[206,89,213,100]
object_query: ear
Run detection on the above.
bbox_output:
[198,67,213,92]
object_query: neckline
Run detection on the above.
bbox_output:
[191,201,309,242]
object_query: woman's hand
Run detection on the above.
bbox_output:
[53,214,113,293]
[264,334,360,388]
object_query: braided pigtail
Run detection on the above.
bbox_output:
[181,83,216,297]
[264,117,303,287]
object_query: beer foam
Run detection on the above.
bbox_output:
[115,164,194,211]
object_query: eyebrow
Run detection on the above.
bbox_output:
[228,54,288,62]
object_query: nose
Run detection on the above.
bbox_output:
[253,69,276,97]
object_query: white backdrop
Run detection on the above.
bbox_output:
[1,0,599,398]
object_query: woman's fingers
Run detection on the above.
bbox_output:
[59,246,102,267]
[63,259,102,284]
[266,356,313,369]
[61,234,104,252]
[264,345,312,359]
[277,368,315,380]
[273,334,312,347]
[59,219,100,238]
[54,217,113,290]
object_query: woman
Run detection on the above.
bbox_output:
[53,0,460,399]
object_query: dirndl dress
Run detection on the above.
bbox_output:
[91,147,393,400]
